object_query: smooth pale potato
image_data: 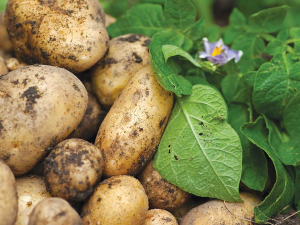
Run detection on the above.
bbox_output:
[139,160,191,210]
[16,175,51,225]
[0,160,18,225]
[0,13,13,52]
[169,199,200,220]
[44,138,104,202]
[92,34,151,107]
[95,65,173,177]
[0,65,88,175]
[68,93,106,141]
[6,58,28,71]
[28,198,83,225]
[0,56,8,75]
[181,192,262,225]
[5,0,109,73]
[82,175,149,225]
[144,209,178,225]
[105,14,116,27]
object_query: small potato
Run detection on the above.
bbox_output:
[92,34,151,107]
[139,160,191,210]
[0,65,88,175]
[5,0,109,73]
[45,138,104,202]
[68,93,106,141]
[0,56,8,75]
[82,175,148,225]
[144,209,178,225]
[0,13,13,52]
[181,192,262,225]
[0,159,18,225]
[5,58,28,71]
[95,66,173,177]
[16,175,51,225]
[28,198,83,225]
[105,14,116,27]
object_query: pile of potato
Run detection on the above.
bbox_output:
[0,0,262,224]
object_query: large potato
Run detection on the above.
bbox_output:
[16,175,51,225]
[139,160,190,210]
[144,209,178,225]
[0,159,18,225]
[45,138,105,202]
[0,65,88,175]
[0,13,13,52]
[28,198,83,225]
[181,192,262,225]
[95,65,173,177]
[5,0,109,73]
[82,175,148,225]
[92,34,151,107]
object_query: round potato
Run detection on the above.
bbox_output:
[6,58,28,71]
[144,209,178,225]
[0,159,18,225]
[95,65,173,177]
[0,13,13,52]
[28,198,83,225]
[105,14,116,27]
[0,56,8,75]
[5,0,109,73]
[68,93,106,141]
[16,175,51,225]
[0,65,88,175]
[45,138,104,202]
[82,175,148,225]
[181,192,262,225]
[92,34,151,107]
[139,160,191,210]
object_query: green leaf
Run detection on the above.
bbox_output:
[289,27,300,52]
[249,5,290,33]
[186,17,205,41]
[241,117,294,223]
[164,0,196,31]
[253,54,300,120]
[284,92,300,137]
[277,139,300,166]
[295,166,300,211]
[241,71,256,89]
[0,0,7,11]
[228,104,267,191]
[264,40,286,56]
[277,30,289,41]
[223,27,243,45]
[229,8,247,29]
[221,74,240,104]
[154,84,243,202]
[107,4,167,38]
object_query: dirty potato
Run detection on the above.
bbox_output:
[45,138,104,202]
[139,160,190,210]
[6,58,28,71]
[0,56,8,75]
[92,34,151,107]
[28,198,83,225]
[144,209,178,225]
[5,0,109,73]
[0,65,88,175]
[16,175,51,225]
[0,160,18,225]
[82,175,148,225]
[181,192,262,225]
[95,65,173,177]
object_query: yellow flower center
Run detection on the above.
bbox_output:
[211,46,224,57]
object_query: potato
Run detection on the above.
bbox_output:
[105,14,116,27]
[0,65,88,175]
[139,160,191,210]
[28,198,83,225]
[92,34,151,107]
[82,175,148,225]
[169,199,200,220]
[5,0,109,73]
[95,65,173,177]
[144,209,178,225]
[181,192,262,225]
[6,58,28,71]
[0,159,18,225]
[0,13,13,52]
[16,175,51,225]
[68,93,106,141]
[44,138,104,202]
[0,56,8,75]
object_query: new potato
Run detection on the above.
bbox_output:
[144,209,178,225]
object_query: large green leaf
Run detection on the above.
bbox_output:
[186,18,205,41]
[154,84,243,202]
[284,91,300,137]
[229,8,247,29]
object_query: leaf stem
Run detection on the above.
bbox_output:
[285,38,300,44]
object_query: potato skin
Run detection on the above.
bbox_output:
[0,65,88,175]
[5,0,109,73]
[0,160,18,225]
[82,175,149,225]
[144,209,178,225]
[139,160,190,210]
[44,138,104,202]
[6,58,28,71]
[16,175,51,225]
[181,192,262,225]
[95,66,173,177]
[28,198,83,225]
[92,34,151,107]
[0,56,8,75]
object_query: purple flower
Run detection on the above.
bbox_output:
[199,38,243,66]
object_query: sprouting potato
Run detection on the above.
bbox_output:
[105,14,116,27]
[5,58,28,71]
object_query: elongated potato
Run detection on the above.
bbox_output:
[144,209,178,225]
[0,65,88,175]
[0,159,18,225]
[95,65,173,177]
[5,0,109,73]
[82,175,148,225]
